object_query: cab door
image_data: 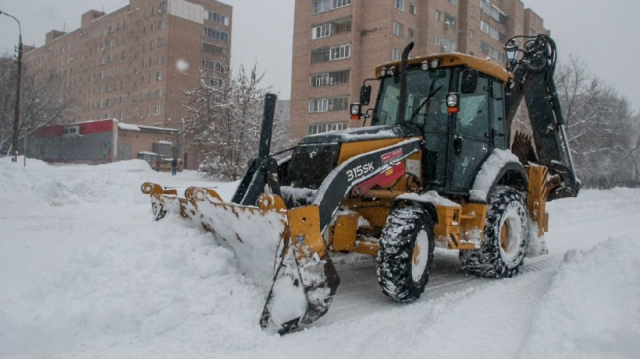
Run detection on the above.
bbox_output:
[450,75,492,192]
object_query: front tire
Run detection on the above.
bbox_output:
[377,205,435,302]
[460,186,529,278]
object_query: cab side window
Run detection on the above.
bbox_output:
[457,76,489,138]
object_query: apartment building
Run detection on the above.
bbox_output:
[290,0,549,141]
[23,0,232,166]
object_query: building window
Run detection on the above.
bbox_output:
[469,29,475,40]
[409,3,417,15]
[392,48,401,61]
[158,37,164,47]
[160,20,166,29]
[330,43,350,60]
[154,105,163,116]
[489,27,499,40]
[313,0,351,14]
[480,20,489,33]
[334,0,351,8]
[444,14,456,30]
[470,8,476,18]
[489,47,503,60]
[408,28,415,40]
[435,10,441,21]
[156,88,163,98]
[309,96,348,113]
[204,77,225,88]
[202,59,225,72]
[310,70,349,87]
[481,0,491,14]
[308,122,347,135]
[158,54,164,64]
[447,0,458,5]
[207,11,229,26]
[203,27,229,42]
[311,47,331,63]
[202,42,227,56]
[434,35,440,45]
[329,96,348,111]
[309,99,329,113]
[443,37,456,52]
[480,40,489,54]
[312,23,332,39]
[156,71,163,81]
[393,21,404,37]
[394,0,404,11]
[311,43,351,63]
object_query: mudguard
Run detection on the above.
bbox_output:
[469,149,528,203]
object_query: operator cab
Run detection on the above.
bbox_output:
[357,54,513,195]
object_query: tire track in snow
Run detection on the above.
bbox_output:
[313,250,562,334]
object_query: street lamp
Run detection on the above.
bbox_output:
[0,10,23,163]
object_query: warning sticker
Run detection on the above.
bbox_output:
[381,148,403,164]
[406,159,421,176]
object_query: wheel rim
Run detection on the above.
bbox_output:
[499,205,524,262]
[412,230,430,282]
[500,221,510,250]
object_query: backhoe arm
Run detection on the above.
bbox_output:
[504,35,580,200]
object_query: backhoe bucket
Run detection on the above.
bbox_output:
[141,184,340,333]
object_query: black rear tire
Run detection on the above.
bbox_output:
[460,186,530,278]
[377,205,435,302]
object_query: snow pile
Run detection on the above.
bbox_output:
[1,159,640,358]
[520,236,640,359]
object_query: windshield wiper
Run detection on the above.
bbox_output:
[406,85,444,125]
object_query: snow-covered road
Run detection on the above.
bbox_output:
[1,158,638,359]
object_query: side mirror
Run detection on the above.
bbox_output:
[461,69,478,94]
[360,85,372,106]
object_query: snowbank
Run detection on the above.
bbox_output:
[520,236,640,359]
[1,160,639,359]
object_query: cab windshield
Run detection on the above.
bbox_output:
[373,67,452,129]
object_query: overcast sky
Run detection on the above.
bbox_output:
[0,0,637,110]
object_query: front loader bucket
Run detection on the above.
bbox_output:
[260,205,340,335]
[141,183,340,333]
[184,188,290,286]
[141,182,186,221]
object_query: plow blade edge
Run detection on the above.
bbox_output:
[141,184,341,333]
[260,205,340,335]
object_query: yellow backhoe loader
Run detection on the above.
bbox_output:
[142,35,579,334]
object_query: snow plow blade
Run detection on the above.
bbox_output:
[141,183,340,334]
[260,205,340,335]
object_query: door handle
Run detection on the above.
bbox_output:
[454,136,463,155]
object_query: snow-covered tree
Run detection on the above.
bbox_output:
[183,64,275,180]
[0,55,78,155]
[555,56,636,186]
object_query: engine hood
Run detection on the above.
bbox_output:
[299,125,422,145]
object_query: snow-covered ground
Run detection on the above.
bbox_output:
[1,158,638,359]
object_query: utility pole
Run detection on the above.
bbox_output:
[0,10,23,163]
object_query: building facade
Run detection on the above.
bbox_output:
[290,0,549,141]
[28,119,179,165]
[23,0,232,168]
